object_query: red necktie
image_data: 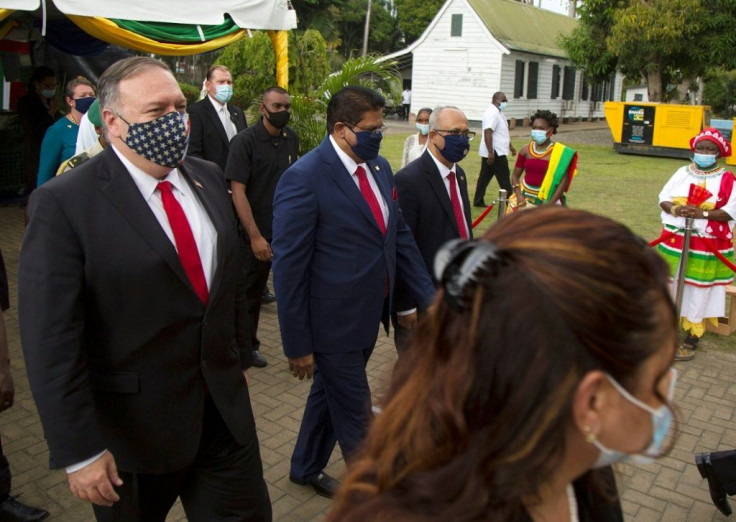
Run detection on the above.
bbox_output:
[355,166,386,235]
[448,172,468,239]
[157,181,209,305]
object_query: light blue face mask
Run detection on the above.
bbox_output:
[416,123,430,136]
[693,152,718,169]
[214,84,233,104]
[592,367,677,468]
[498,101,507,111]
[531,129,549,145]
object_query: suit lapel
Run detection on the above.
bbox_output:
[424,153,462,237]
[322,140,386,238]
[203,99,230,146]
[99,150,193,293]
[228,106,245,133]
[456,168,473,237]
[366,159,393,233]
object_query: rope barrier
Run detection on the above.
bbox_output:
[648,230,677,247]
[471,203,494,229]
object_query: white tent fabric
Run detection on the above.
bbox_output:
[0,0,39,9]
[51,0,296,29]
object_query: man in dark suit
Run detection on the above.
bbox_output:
[187,65,247,172]
[272,86,435,498]
[393,106,474,354]
[18,57,270,521]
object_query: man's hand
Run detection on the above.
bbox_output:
[288,354,315,380]
[242,369,250,387]
[68,451,123,507]
[485,155,495,166]
[251,236,272,262]
[0,364,14,413]
[510,144,517,156]
[397,311,418,330]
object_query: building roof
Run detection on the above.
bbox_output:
[467,0,576,58]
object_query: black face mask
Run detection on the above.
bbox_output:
[264,108,290,129]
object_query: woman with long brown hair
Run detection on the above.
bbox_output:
[328,207,678,521]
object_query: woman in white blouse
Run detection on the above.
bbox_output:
[400,107,432,168]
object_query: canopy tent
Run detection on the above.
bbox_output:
[0,0,295,86]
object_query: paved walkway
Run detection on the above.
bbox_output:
[0,202,734,521]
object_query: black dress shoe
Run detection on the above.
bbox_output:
[251,350,268,368]
[290,472,340,498]
[261,290,276,304]
[0,495,50,521]
[473,201,487,208]
[696,452,732,516]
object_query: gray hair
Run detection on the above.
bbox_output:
[429,105,463,130]
[98,57,172,117]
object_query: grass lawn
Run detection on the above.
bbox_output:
[381,131,736,354]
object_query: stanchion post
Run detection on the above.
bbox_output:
[674,217,694,318]
[497,189,508,219]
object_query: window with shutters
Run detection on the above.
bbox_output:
[551,65,561,99]
[514,60,525,98]
[562,66,576,100]
[451,14,462,37]
[527,62,539,99]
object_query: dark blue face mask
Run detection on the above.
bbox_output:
[349,127,383,161]
[74,96,96,114]
[438,134,470,164]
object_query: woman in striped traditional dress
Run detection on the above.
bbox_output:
[509,110,577,211]
[657,128,736,361]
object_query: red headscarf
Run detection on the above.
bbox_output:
[690,127,732,157]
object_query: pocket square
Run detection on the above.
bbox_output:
[392,187,398,201]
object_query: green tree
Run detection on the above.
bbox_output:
[217,31,276,109]
[703,69,736,117]
[607,0,701,102]
[394,0,444,45]
[290,29,331,95]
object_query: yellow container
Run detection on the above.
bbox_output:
[604,102,711,159]
[728,118,736,167]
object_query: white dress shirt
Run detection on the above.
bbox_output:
[66,146,219,474]
[328,135,388,227]
[478,103,511,157]
[208,94,237,141]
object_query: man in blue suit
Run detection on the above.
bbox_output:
[272,86,435,497]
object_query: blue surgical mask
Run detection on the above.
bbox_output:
[350,128,383,161]
[214,84,233,104]
[438,134,470,164]
[498,101,507,111]
[73,96,96,114]
[416,123,430,136]
[531,129,549,145]
[120,111,190,168]
[41,89,56,99]
[693,152,718,169]
[592,368,677,468]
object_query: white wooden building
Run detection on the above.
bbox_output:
[380,0,623,124]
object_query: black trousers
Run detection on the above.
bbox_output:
[474,152,511,205]
[0,436,10,500]
[241,241,272,352]
[92,396,271,522]
[710,449,736,495]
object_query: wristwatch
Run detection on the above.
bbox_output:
[703,211,709,218]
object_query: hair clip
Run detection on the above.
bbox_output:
[434,239,503,312]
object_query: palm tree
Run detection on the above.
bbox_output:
[289,55,401,156]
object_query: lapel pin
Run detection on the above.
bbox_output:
[194,180,203,189]
[375,165,380,171]
[459,175,465,181]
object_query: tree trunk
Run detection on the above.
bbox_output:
[646,67,663,102]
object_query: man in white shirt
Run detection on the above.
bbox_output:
[187,65,248,172]
[19,57,271,521]
[474,91,516,207]
[401,87,412,121]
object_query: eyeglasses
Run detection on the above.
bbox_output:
[435,129,476,140]
[345,123,387,136]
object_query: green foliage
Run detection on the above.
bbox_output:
[217,32,276,110]
[178,82,201,105]
[394,0,444,45]
[289,29,330,94]
[703,69,736,117]
[288,55,401,156]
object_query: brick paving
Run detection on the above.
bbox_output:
[1,202,734,521]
